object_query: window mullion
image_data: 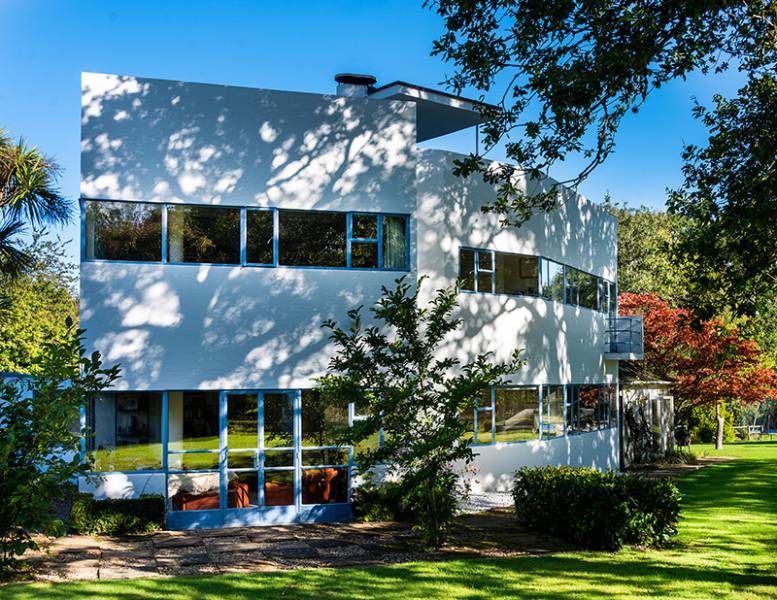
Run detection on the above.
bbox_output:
[161,203,168,264]
[346,213,353,269]
[240,207,247,266]
[377,215,384,269]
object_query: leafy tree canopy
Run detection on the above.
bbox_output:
[0,321,119,573]
[0,129,69,278]
[619,292,777,446]
[0,232,78,374]
[606,199,687,303]
[426,0,776,225]
[667,73,777,318]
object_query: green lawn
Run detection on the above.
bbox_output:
[6,441,777,599]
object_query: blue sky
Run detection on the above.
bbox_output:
[1,0,745,263]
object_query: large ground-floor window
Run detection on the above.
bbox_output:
[85,389,354,520]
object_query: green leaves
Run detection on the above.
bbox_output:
[427,0,777,226]
[317,276,524,546]
[0,322,120,573]
[668,73,777,319]
[513,466,682,550]
[0,129,70,279]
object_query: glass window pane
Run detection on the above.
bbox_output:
[565,268,579,305]
[167,205,240,264]
[542,385,565,438]
[264,449,294,467]
[478,251,493,271]
[246,210,274,264]
[228,451,256,469]
[302,467,349,504]
[278,210,346,267]
[168,391,220,451]
[84,201,162,261]
[608,282,617,316]
[459,249,475,291]
[495,253,538,295]
[495,388,540,442]
[302,448,349,466]
[301,390,348,447]
[228,394,257,449]
[353,214,378,239]
[476,409,493,444]
[578,385,599,432]
[566,385,578,434]
[90,392,163,471]
[477,271,493,293]
[351,242,378,268]
[382,215,407,269]
[169,472,220,511]
[597,279,609,313]
[228,470,258,509]
[579,273,598,310]
[264,470,294,506]
[541,259,565,302]
[264,393,294,448]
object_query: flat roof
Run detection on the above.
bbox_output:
[369,81,498,142]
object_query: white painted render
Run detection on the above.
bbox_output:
[78,73,623,501]
[462,429,620,493]
[417,148,618,386]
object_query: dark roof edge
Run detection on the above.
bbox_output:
[369,80,500,112]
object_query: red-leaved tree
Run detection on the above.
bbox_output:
[619,293,777,449]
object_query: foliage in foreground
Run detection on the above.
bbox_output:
[4,441,775,599]
[0,320,119,574]
[69,494,165,536]
[513,466,681,551]
[318,277,523,547]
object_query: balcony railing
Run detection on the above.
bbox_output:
[605,315,644,359]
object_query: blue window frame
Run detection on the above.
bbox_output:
[81,198,410,273]
[464,383,617,446]
[461,245,615,315]
[459,247,495,293]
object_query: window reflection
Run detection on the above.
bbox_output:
[84,201,162,261]
[495,388,540,442]
[167,205,240,264]
[278,210,346,267]
[89,392,163,471]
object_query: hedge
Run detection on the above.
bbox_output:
[69,494,165,536]
[513,466,681,550]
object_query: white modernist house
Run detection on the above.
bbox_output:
[79,72,643,529]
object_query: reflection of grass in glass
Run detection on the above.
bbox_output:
[494,429,539,442]
[94,431,353,472]
[92,443,162,471]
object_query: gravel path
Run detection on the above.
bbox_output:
[459,492,514,514]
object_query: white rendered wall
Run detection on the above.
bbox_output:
[416,148,618,385]
[79,472,165,499]
[80,73,417,391]
[463,429,620,493]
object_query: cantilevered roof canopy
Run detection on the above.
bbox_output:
[369,81,496,142]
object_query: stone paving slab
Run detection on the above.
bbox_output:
[18,510,570,583]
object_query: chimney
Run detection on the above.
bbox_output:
[335,73,377,97]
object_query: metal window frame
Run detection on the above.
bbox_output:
[80,197,409,273]
[459,245,614,315]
